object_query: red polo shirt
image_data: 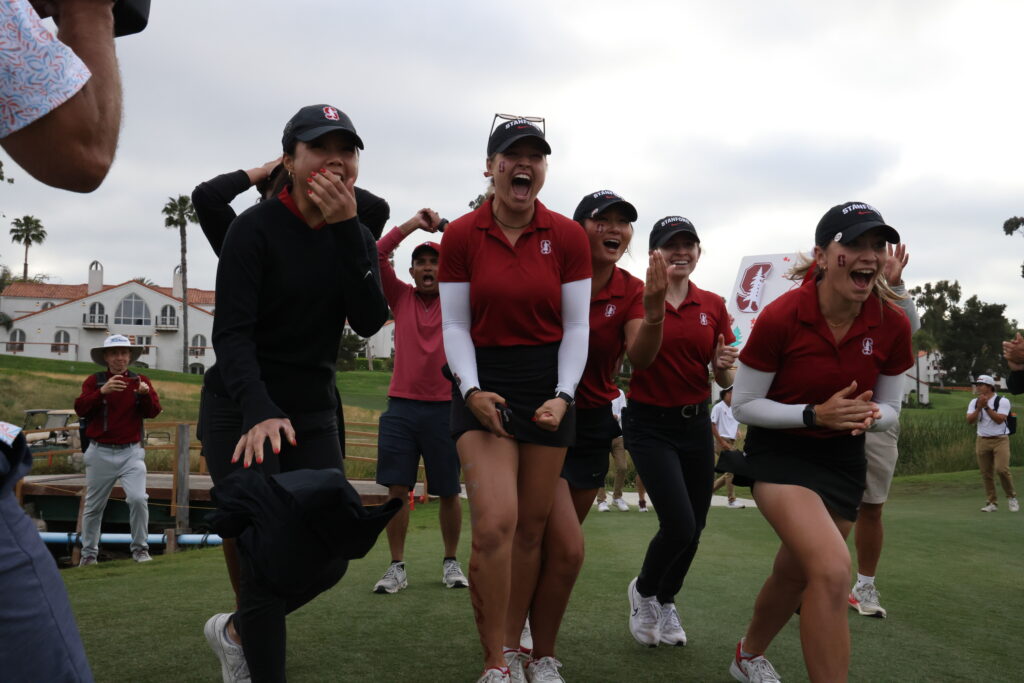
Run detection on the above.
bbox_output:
[739,278,914,438]
[377,227,450,402]
[577,267,645,409]
[74,372,162,444]
[438,198,592,347]
[628,282,734,406]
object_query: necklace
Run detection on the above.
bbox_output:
[492,209,533,231]
[825,317,852,328]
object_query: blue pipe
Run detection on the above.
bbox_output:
[39,531,222,546]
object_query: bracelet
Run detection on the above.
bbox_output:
[463,387,481,401]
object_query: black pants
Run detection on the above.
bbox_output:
[623,402,714,604]
[201,391,347,683]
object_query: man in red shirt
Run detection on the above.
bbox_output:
[74,334,162,565]
[372,211,468,593]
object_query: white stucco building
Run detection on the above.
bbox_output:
[1,262,216,374]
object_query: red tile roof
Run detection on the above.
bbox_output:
[2,280,215,305]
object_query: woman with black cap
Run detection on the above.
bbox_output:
[200,104,388,683]
[438,115,591,683]
[727,202,913,683]
[503,190,668,682]
[623,216,737,649]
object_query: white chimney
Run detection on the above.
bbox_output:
[172,265,183,298]
[87,261,103,294]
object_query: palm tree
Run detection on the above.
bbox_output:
[162,195,198,372]
[10,215,46,280]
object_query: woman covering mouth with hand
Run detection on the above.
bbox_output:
[726,202,913,683]
[200,104,388,683]
[623,215,737,650]
[438,115,591,683]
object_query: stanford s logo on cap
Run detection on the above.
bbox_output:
[540,240,552,255]
[605,304,617,317]
[322,106,340,121]
[862,338,874,355]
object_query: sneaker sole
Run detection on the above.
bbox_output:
[373,580,408,594]
[848,595,886,618]
[443,579,469,589]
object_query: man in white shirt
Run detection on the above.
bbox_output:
[966,375,1017,513]
[711,387,744,509]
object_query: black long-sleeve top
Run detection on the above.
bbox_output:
[203,194,389,431]
[1008,369,1024,395]
[192,171,392,256]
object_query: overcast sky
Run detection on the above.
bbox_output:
[3,0,1023,326]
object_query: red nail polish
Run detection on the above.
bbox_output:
[274,447,280,455]
[320,168,325,173]
[307,189,312,195]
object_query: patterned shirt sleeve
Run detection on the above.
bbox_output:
[0,0,91,138]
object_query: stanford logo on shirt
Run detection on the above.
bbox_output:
[605,304,617,317]
[736,262,773,313]
[322,106,340,121]
[540,240,552,255]
[862,338,874,355]
[699,313,709,326]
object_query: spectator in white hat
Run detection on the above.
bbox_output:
[73,334,162,565]
[967,374,1017,512]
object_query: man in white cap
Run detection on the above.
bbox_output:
[966,374,1017,513]
[73,334,162,564]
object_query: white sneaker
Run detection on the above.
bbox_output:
[477,667,511,683]
[204,613,250,683]
[727,500,746,509]
[1009,497,1020,512]
[848,583,887,618]
[78,555,97,567]
[373,562,408,593]
[613,497,630,511]
[597,500,610,512]
[981,502,998,512]
[503,648,529,683]
[658,602,687,645]
[520,618,533,650]
[729,640,781,682]
[442,558,469,588]
[526,656,564,682]
[638,501,649,512]
[627,577,661,646]
[132,549,152,563]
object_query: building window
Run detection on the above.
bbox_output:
[158,304,177,326]
[41,301,55,310]
[189,333,207,357]
[134,335,153,355]
[51,330,70,353]
[189,363,206,375]
[114,293,151,326]
[7,329,25,352]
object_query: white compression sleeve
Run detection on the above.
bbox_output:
[439,282,479,398]
[891,284,921,334]
[868,373,904,432]
[556,278,591,396]
[731,362,805,429]
[733,362,906,432]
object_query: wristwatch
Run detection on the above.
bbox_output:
[802,403,817,428]
[555,391,575,408]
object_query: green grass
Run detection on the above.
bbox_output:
[62,468,1023,682]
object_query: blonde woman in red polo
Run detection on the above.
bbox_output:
[728,202,913,683]
[438,116,591,683]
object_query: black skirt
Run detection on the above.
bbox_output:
[735,426,866,522]
[450,343,576,448]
